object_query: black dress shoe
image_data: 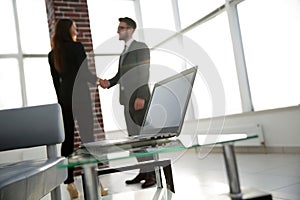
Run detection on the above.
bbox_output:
[141,174,156,188]
[125,173,146,184]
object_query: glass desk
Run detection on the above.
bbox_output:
[59,134,271,200]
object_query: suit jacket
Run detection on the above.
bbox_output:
[108,40,150,110]
[48,42,97,109]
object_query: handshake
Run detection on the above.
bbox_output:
[97,77,145,110]
[97,78,110,89]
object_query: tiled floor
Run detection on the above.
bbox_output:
[43,150,300,200]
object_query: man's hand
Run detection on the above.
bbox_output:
[134,98,145,110]
[98,78,110,89]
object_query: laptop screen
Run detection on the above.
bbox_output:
[140,66,197,135]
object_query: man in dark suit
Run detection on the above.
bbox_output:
[99,17,156,188]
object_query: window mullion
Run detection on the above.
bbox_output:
[133,0,145,42]
[225,0,253,112]
[12,0,27,107]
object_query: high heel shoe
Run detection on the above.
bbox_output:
[67,183,79,199]
[100,182,108,196]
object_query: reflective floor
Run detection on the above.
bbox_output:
[43,150,300,200]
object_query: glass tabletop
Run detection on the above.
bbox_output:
[58,134,258,168]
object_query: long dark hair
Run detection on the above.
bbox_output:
[51,19,74,73]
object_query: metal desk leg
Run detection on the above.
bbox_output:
[162,162,175,193]
[82,163,101,200]
[222,143,242,199]
[153,153,163,188]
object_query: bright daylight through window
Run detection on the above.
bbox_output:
[0,0,299,132]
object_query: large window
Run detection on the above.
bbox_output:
[184,12,242,117]
[0,0,54,110]
[1,0,297,126]
[238,0,300,110]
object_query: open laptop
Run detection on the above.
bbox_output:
[84,66,197,148]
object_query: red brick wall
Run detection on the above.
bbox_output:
[45,0,106,176]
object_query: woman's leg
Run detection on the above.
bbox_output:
[61,107,75,184]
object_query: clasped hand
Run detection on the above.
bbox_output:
[97,78,110,89]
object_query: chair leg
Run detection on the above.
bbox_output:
[51,185,62,200]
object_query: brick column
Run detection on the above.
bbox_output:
[45,0,106,176]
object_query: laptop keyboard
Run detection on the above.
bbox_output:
[128,133,176,140]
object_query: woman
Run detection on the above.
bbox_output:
[48,18,107,198]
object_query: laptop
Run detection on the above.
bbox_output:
[83,66,198,148]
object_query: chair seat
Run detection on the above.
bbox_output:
[0,157,67,200]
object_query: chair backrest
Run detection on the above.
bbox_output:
[0,103,65,151]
